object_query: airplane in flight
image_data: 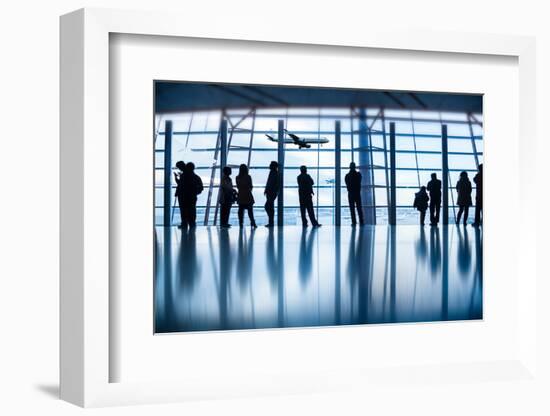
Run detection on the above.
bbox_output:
[265,129,330,149]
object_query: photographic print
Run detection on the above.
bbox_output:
[153,82,483,333]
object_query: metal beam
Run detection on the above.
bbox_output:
[203,111,225,225]
[163,120,173,227]
[384,92,406,108]
[335,121,341,226]
[408,93,428,109]
[367,127,377,225]
[442,124,449,225]
[220,119,228,179]
[210,119,228,226]
[467,113,480,168]
[381,109,391,223]
[277,119,285,226]
[358,108,375,224]
[389,122,397,226]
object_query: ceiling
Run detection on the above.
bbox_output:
[155,81,482,114]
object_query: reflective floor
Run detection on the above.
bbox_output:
[154,225,482,333]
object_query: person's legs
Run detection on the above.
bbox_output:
[265,196,275,225]
[429,202,435,224]
[247,204,256,226]
[420,210,426,225]
[457,206,464,225]
[474,199,482,225]
[184,200,193,228]
[219,204,225,226]
[189,200,197,227]
[435,203,441,224]
[221,203,231,226]
[463,206,469,225]
[299,199,308,226]
[182,196,191,228]
[348,195,357,225]
[355,194,364,225]
[238,204,244,226]
[306,198,319,226]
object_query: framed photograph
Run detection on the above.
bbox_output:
[151,80,484,335]
[60,8,539,407]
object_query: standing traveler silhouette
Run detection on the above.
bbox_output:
[174,160,186,228]
[472,163,483,226]
[264,161,279,227]
[456,171,472,226]
[219,166,236,228]
[413,186,429,226]
[345,162,364,226]
[297,165,321,227]
[236,164,257,228]
[180,162,203,228]
[427,173,442,226]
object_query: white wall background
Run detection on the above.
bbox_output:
[1,1,548,415]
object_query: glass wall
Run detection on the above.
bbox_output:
[154,107,483,226]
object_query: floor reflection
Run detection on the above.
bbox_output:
[154,225,483,333]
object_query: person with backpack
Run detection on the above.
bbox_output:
[174,160,186,228]
[180,162,203,228]
[413,186,430,226]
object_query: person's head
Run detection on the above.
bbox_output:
[431,173,437,180]
[460,171,468,179]
[175,160,186,171]
[349,162,356,171]
[239,164,248,176]
[223,166,231,177]
[478,163,483,172]
[186,162,195,173]
[420,186,427,192]
[269,161,278,171]
[300,165,307,174]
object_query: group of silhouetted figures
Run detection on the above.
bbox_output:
[173,160,482,228]
[173,160,368,228]
[413,164,483,227]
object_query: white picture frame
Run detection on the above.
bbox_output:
[60,8,539,408]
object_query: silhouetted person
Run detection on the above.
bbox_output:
[456,171,472,226]
[219,166,236,228]
[427,173,442,226]
[236,164,257,228]
[472,164,483,226]
[297,165,321,227]
[180,162,203,228]
[345,162,364,226]
[174,160,186,228]
[264,161,279,227]
[413,186,429,226]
